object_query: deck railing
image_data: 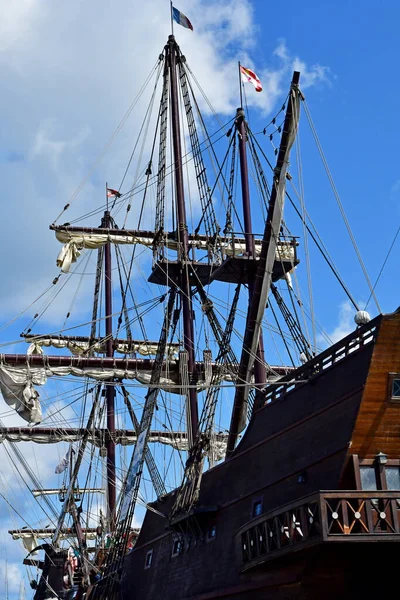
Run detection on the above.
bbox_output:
[262,317,379,406]
[237,491,400,570]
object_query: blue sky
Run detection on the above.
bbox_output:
[1,0,400,597]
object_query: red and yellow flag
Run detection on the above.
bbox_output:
[240,66,263,92]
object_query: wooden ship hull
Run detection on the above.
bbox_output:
[121,309,400,599]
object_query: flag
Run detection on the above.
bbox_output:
[240,65,263,92]
[107,187,122,198]
[172,6,193,31]
[55,447,71,474]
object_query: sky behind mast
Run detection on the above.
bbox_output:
[1,0,400,597]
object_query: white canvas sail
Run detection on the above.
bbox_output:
[54,230,296,273]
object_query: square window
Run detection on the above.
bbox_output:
[360,466,377,491]
[252,500,263,517]
[297,471,307,484]
[144,549,153,569]
[393,379,400,398]
[388,374,400,403]
[207,524,217,540]
[386,466,400,490]
[172,539,183,557]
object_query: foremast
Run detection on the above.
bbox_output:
[226,71,301,456]
[236,107,267,406]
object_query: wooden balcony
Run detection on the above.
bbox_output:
[236,491,400,571]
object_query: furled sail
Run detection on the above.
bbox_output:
[54,229,296,273]
[27,337,180,358]
[0,428,228,458]
[55,231,154,273]
[11,529,99,555]
[0,360,232,423]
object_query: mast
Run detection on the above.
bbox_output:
[167,35,198,446]
[236,108,267,396]
[236,108,255,257]
[102,210,116,525]
[226,72,301,456]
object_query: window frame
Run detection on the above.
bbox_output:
[252,497,263,518]
[144,549,153,569]
[358,458,400,490]
[385,465,400,491]
[387,373,400,403]
[206,522,217,542]
[171,537,183,558]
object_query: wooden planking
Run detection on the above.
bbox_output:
[351,311,400,457]
[124,316,387,600]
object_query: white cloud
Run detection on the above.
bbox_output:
[274,41,290,63]
[327,301,354,343]
[0,4,332,594]
[0,0,44,54]
[292,58,329,89]
[31,119,91,171]
[321,300,368,345]
[0,0,329,327]
[246,40,329,114]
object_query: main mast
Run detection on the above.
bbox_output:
[167,35,198,446]
[102,209,116,525]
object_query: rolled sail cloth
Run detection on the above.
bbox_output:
[27,337,179,359]
[54,230,296,273]
[0,361,233,424]
[0,429,229,458]
[55,232,154,273]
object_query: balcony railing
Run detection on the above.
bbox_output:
[236,491,400,571]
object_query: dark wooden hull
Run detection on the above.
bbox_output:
[120,311,400,599]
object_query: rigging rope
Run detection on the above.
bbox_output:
[117,59,164,203]
[249,127,361,312]
[302,99,381,313]
[52,59,161,224]
[295,131,317,353]
[179,60,220,240]
[170,283,241,519]
[155,57,170,235]
[365,223,400,310]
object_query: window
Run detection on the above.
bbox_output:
[297,471,307,484]
[144,549,153,569]
[393,380,400,398]
[207,523,217,540]
[387,373,400,403]
[252,500,263,518]
[359,458,400,492]
[171,538,183,557]
[386,466,400,490]
[360,466,377,490]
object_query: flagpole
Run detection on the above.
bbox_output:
[106,181,109,211]
[238,61,243,108]
[170,1,174,35]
